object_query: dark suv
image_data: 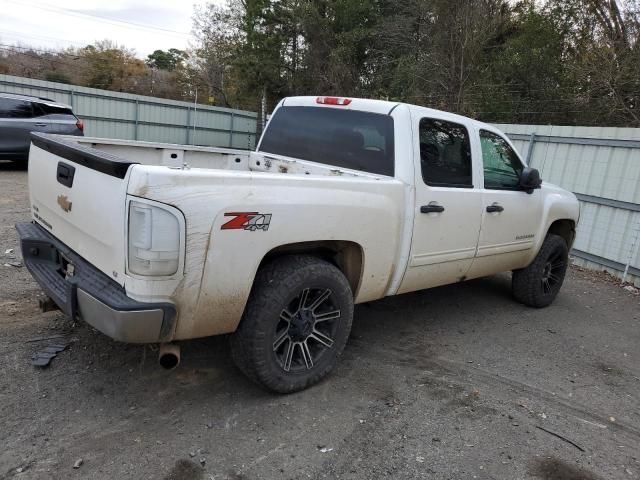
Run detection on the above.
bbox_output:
[0,92,84,163]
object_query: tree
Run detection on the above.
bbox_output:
[44,71,72,84]
[543,0,640,125]
[79,40,148,92]
[191,2,241,107]
[2,0,639,126]
[146,48,188,71]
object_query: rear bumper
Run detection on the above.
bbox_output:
[16,222,176,343]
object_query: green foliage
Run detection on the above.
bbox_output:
[44,71,72,84]
[191,0,640,126]
[146,48,188,71]
[1,0,637,125]
[79,40,148,91]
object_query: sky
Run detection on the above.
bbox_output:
[0,0,223,58]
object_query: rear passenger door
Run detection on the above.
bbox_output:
[398,115,484,294]
[0,98,48,154]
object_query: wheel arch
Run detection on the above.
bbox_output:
[257,240,364,298]
[547,219,576,249]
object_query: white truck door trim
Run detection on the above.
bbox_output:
[386,104,417,296]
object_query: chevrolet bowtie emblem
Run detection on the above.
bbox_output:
[57,195,72,212]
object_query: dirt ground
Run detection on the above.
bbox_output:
[1,161,639,480]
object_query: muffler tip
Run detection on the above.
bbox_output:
[158,343,180,370]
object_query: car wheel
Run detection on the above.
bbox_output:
[512,234,569,308]
[230,255,354,393]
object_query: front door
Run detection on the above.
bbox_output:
[466,129,544,278]
[398,116,483,294]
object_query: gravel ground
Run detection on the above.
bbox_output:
[1,161,639,480]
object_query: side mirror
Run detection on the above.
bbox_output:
[519,167,542,193]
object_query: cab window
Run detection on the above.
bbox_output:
[419,118,473,188]
[480,130,523,190]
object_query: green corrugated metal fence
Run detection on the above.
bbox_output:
[0,74,258,149]
[496,123,640,286]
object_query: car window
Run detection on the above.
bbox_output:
[39,103,74,116]
[419,118,473,188]
[480,130,523,190]
[0,98,33,119]
[259,106,395,177]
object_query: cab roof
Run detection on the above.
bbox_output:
[280,96,498,133]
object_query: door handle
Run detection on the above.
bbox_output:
[34,123,47,127]
[486,204,504,213]
[421,204,445,214]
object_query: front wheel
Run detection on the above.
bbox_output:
[230,255,354,393]
[512,234,569,308]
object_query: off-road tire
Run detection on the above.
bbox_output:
[512,234,569,308]
[230,255,354,393]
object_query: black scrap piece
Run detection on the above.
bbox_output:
[31,341,69,368]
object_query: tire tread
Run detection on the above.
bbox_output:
[230,255,353,393]
[512,234,568,308]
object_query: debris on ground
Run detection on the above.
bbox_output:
[26,334,67,344]
[73,458,83,469]
[31,342,69,367]
[4,248,14,254]
[317,445,333,453]
[623,285,638,294]
[3,261,22,267]
[535,426,585,452]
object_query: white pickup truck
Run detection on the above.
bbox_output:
[17,96,579,392]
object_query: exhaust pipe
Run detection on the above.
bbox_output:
[158,343,181,370]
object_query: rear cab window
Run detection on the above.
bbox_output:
[259,106,395,177]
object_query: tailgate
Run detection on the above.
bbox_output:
[27,133,137,286]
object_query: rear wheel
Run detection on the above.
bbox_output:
[512,234,569,308]
[230,255,354,393]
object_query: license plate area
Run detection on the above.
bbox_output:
[57,251,75,279]
[22,239,75,280]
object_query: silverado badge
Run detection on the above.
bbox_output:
[57,195,72,213]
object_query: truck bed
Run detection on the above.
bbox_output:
[26,132,408,340]
[60,135,386,179]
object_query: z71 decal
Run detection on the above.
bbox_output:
[221,212,272,231]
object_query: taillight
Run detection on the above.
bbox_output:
[75,118,84,132]
[128,201,181,276]
[316,96,352,106]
